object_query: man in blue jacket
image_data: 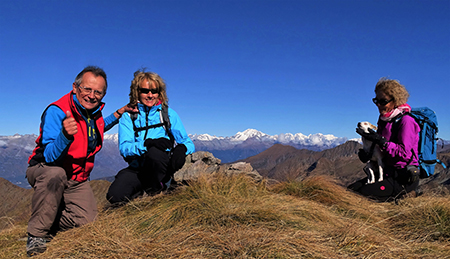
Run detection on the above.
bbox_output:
[26,66,137,256]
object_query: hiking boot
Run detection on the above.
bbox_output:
[26,235,50,257]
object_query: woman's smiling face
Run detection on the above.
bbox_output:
[374,90,395,115]
[138,79,160,107]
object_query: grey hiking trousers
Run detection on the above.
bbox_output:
[26,163,97,237]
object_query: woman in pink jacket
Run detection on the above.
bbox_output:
[348,78,420,202]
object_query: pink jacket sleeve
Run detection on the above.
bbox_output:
[378,115,420,169]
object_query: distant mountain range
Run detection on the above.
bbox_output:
[191,128,350,148]
[191,128,351,163]
[1,129,449,188]
[0,133,129,188]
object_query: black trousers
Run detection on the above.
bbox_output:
[347,167,419,202]
[106,147,171,204]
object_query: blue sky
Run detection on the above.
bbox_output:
[1,0,449,140]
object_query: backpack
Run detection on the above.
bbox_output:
[130,105,174,144]
[403,107,446,178]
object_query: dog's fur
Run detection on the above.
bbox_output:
[358,121,384,184]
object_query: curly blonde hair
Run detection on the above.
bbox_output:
[374,77,410,106]
[129,69,168,107]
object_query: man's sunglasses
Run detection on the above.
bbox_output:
[139,88,159,94]
[372,97,393,106]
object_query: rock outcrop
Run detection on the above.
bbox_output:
[174,151,262,182]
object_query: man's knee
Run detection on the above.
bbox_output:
[44,167,67,193]
[29,165,67,192]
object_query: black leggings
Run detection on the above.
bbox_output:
[106,147,170,204]
[348,168,419,202]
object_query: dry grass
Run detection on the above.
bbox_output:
[0,179,33,231]
[1,174,449,258]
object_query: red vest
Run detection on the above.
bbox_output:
[28,92,105,182]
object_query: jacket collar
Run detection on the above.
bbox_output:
[137,102,162,113]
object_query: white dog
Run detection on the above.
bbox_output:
[357,121,384,184]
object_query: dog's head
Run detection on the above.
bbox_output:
[357,121,377,133]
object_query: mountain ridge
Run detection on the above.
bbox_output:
[1,129,449,188]
[0,129,352,187]
[189,128,351,149]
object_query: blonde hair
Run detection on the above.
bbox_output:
[375,77,410,106]
[129,70,168,107]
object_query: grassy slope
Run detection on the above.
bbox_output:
[1,174,449,258]
[0,178,33,230]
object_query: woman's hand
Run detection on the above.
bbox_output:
[356,128,387,148]
[170,144,187,171]
[144,138,172,151]
[114,103,139,118]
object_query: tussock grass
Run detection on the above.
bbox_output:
[387,196,450,242]
[1,174,449,258]
[0,225,28,258]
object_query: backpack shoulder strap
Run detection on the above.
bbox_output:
[161,105,175,144]
[130,108,165,138]
[130,105,175,144]
[129,112,140,138]
[392,112,417,165]
[160,105,171,129]
[391,113,406,139]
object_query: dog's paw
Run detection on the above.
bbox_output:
[366,179,375,184]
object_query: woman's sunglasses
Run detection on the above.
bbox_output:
[139,88,159,94]
[372,97,393,106]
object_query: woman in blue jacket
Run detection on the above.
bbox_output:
[107,70,195,204]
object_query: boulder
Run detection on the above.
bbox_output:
[218,162,263,182]
[174,151,262,182]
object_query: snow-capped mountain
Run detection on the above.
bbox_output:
[189,129,349,163]
[103,128,348,152]
[190,128,348,151]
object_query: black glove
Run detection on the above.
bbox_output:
[406,165,420,184]
[356,128,387,148]
[170,144,187,171]
[144,138,173,151]
[358,149,371,163]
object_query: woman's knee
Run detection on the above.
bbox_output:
[143,148,170,171]
[106,182,124,203]
[107,184,135,204]
[145,147,169,161]
[107,168,141,203]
